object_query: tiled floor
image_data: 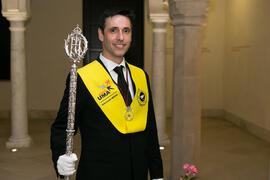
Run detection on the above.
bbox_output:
[0,117,270,180]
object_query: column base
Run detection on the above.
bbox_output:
[6,136,32,149]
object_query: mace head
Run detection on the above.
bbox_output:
[64,25,88,64]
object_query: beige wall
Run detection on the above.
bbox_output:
[224,0,270,130]
[0,81,10,111]
[0,0,82,112]
[27,0,82,111]
[144,2,153,77]
[201,0,270,132]
[201,0,227,111]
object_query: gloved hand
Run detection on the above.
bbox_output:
[57,153,78,176]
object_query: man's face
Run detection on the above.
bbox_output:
[98,15,132,63]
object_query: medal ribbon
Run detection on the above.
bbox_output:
[113,65,132,106]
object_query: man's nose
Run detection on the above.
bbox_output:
[117,31,124,40]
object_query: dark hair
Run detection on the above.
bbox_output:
[97,8,135,33]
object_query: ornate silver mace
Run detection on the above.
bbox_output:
[64,25,88,180]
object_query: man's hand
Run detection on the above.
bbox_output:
[57,153,78,176]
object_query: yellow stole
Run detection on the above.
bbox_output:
[77,60,149,134]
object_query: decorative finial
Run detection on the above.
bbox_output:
[64,25,88,64]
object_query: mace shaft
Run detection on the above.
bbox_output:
[65,64,78,180]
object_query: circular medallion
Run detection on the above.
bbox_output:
[137,89,147,106]
[125,106,134,121]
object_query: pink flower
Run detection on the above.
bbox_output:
[185,171,191,176]
[180,163,199,180]
[189,165,198,174]
[183,163,189,170]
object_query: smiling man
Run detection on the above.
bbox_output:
[98,14,132,63]
[50,8,163,180]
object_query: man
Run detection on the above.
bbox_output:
[50,8,163,180]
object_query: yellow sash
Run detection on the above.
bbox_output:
[77,60,149,134]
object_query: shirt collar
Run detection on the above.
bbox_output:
[99,53,126,73]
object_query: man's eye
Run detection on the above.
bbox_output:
[110,28,117,33]
[123,28,131,33]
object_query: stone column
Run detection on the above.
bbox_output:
[150,14,170,146]
[2,0,31,148]
[168,0,209,179]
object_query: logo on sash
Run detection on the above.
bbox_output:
[137,89,147,106]
[97,80,115,102]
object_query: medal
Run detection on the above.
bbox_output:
[113,66,134,121]
[125,106,134,121]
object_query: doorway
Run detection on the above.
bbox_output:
[83,0,144,68]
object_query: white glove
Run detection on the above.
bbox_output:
[57,153,78,176]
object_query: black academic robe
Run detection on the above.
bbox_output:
[50,59,163,180]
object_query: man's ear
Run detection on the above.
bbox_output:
[98,28,104,42]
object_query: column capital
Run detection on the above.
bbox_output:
[168,0,209,26]
[150,13,170,23]
[2,11,29,21]
[1,0,30,21]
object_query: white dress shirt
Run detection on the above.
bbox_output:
[99,53,134,100]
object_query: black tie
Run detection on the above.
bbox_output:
[114,66,132,106]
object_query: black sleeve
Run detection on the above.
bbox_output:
[50,74,80,178]
[145,72,164,179]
